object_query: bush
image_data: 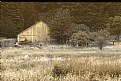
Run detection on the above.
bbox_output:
[97,36,107,50]
[52,64,69,78]
[69,31,90,47]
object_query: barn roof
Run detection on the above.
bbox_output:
[17,21,48,36]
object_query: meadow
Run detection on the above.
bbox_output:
[0,44,121,81]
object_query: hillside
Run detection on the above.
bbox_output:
[1,2,121,38]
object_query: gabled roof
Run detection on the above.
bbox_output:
[17,21,48,36]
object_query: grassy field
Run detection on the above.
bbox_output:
[0,44,121,81]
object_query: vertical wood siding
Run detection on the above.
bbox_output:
[17,21,50,43]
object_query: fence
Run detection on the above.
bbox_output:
[0,38,16,48]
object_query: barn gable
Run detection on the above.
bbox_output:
[17,21,50,43]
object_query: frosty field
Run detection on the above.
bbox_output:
[0,44,121,81]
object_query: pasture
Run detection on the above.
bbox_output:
[0,43,121,81]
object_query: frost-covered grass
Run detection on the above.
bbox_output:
[0,46,121,81]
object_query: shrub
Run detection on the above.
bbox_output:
[97,36,107,50]
[69,31,90,47]
[52,64,69,78]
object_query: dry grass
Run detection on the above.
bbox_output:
[0,47,121,81]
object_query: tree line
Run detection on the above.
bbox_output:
[0,2,121,45]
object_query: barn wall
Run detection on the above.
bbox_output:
[18,21,50,43]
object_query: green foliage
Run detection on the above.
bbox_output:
[70,24,90,33]
[52,65,69,78]
[1,2,121,40]
[66,23,90,43]
[97,29,111,40]
[88,29,109,49]
[69,29,110,48]
[0,17,19,37]
[69,31,90,47]
[47,8,74,43]
[97,36,107,50]
[88,32,98,42]
[107,16,121,41]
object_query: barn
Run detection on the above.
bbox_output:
[17,21,50,44]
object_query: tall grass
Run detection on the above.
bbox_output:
[1,48,121,81]
[52,59,121,80]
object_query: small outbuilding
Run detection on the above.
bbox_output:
[17,21,50,44]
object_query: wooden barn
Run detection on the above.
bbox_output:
[17,21,50,44]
